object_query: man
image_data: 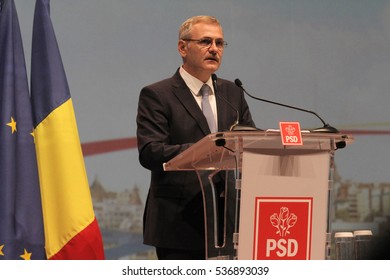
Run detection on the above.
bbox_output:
[136,15,255,260]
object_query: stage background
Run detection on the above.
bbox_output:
[15,0,390,259]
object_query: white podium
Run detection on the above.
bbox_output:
[164,130,353,260]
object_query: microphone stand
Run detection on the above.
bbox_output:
[235,79,340,133]
[212,74,259,132]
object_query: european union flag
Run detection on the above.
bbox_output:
[0,0,46,260]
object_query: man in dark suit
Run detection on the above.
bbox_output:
[136,15,255,260]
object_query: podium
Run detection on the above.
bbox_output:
[163,130,353,260]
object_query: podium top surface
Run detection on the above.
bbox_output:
[163,130,353,171]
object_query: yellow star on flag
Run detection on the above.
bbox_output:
[6,117,17,134]
[20,249,32,260]
[0,244,4,256]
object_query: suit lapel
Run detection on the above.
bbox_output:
[171,71,211,135]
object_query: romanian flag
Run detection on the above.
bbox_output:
[0,0,46,260]
[31,0,104,259]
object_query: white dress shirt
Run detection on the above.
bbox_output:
[179,66,218,126]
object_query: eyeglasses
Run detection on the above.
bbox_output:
[182,38,228,50]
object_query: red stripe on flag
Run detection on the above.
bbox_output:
[49,218,105,260]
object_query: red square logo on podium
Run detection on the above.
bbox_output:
[253,197,313,260]
[279,122,303,145]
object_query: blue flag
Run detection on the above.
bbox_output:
[0,0,46,260]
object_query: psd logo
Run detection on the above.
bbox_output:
[270,207,297,237]
[279,122,303,145]
[253,197,313,260]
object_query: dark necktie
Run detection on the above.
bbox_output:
[199,84,217,133]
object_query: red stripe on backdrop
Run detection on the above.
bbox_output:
[339,130,390,135]
[80,130,390,157]
[82,137,137,157]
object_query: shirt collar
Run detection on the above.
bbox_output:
[179,66,214,96]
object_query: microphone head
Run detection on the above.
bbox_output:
[234,78,243,87]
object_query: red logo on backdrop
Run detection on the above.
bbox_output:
[253,197,313,260]
[279,122,303,145]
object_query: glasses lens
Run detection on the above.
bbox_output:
[215,40,225,48]
[199,38,212,47]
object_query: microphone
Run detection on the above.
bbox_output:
[234,79,339,133]
[212,74,258,131]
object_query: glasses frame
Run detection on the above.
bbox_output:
[182,37,228,50]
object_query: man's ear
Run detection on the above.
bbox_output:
[178,40,187,57]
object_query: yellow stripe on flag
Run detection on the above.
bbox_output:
[34,98,94,259]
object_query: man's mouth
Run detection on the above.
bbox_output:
[205,57,219,62]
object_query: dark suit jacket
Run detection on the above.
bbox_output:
[136,69,255,250]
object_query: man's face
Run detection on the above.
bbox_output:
[178,22,224,82]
